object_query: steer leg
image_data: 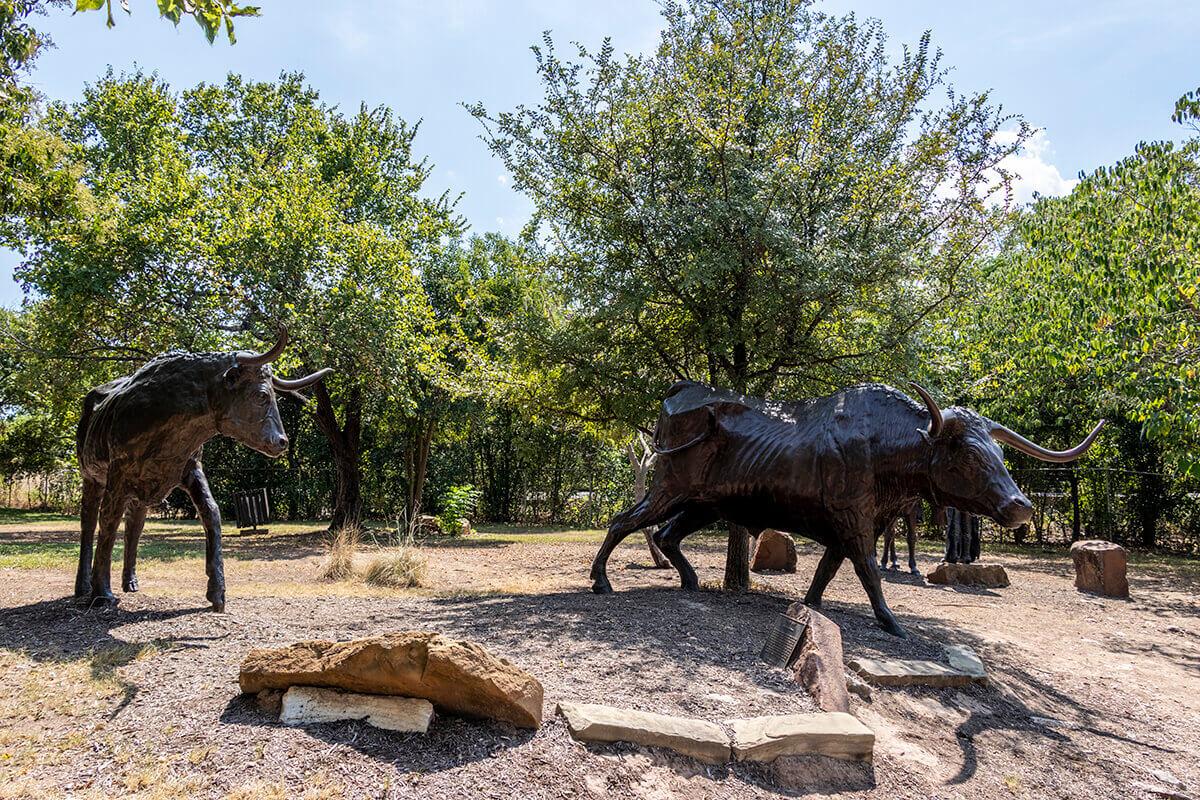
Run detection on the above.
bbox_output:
[657,506,719,591]
[804,544,844,608]
[904,510,919,575]
[183,466,225,612]
[845,533,906,638]
[591,491,677,593]
[881,521,897,570]
[88,490,126,608]
[121,504,147,593]
[75,478,104,598]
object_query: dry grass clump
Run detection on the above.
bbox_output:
[363,535,427,588]
[321,525,360,581]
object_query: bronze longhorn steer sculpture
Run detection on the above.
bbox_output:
[75,330,332,610]
[591,381,1104,637]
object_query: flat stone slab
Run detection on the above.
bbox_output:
[847,657,973,688]
[943,645,988,687]
[280,686,433,732]
[730,712,874,763]
[556,702,731,764]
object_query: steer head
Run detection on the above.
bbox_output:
[212,329,333,458]
[909,383,1104,529]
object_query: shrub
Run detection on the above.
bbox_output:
[363,537,427,589]
[321,525,359,581]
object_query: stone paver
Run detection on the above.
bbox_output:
[729,712,874,763]
[847,657,973,688]
[556,702,731,764]
[943,645,988,687]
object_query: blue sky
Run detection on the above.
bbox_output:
[2,0,1196,307]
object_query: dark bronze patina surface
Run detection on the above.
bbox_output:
[74,330,331,611]
[944,507,982,564]
[591,380,1104,637]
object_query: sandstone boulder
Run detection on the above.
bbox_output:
[280,687,433,732]
[926,561,1009,588]
[1070,540,1129,598]
[730,712,874,763]
[239,631,543,728]
[750,529,797,572]
[556,702,730,764]
[785,602,850,713]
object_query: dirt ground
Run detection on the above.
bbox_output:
[1,519,1198,799]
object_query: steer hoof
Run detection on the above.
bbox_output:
[122,576,138,593]
[591,578,613,594]
[88,593,118,610]
[909,568,921,576]
[210,601,225,613]
[880,619,909,639]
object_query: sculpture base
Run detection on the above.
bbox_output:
[926,561,1009,588]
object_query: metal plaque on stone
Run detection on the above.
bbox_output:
[760,613,807,668]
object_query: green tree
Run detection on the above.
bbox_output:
[73,0,259,44]
[12,71,462,529]
[470,0,1027,587]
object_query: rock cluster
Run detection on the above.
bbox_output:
[1070,539,1129,598]
[239,631,544,729]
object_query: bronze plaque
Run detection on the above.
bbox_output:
[760,613,807,668]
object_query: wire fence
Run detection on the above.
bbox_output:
[981,467,1200,554]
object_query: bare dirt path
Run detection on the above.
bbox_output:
[1,522,1198,799]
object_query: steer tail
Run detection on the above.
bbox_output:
[76,390,101,462]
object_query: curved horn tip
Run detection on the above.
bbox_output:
[909,381,944,438]
[238,326,289,368]
[272,367,334,391]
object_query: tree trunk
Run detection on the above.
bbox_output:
[312,382,363,531]
[724,522,751,592]
[405,416,435,521]
[628,434,669,568]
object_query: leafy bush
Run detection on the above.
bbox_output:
[437,483,480,535]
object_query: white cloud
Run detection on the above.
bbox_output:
[497,174,509,186]
[994,129,1077,204]
[496,217,505,227]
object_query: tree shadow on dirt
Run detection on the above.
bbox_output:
[0,595,213,661]
[219,692,538,775]
[833,607,1182,787]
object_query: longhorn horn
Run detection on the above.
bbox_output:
[238,327,289,368]
[989,419,1106,463]
[272,368,334,391]
[909,382,944,438]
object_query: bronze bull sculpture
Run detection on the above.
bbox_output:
[591,381,1103,637]
[74,330,331,610]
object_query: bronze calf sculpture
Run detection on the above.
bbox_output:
[591,381,1104,637]
[75,330,331,610]
[880,500,924,574]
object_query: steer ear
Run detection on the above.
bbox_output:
[222,365,242,389]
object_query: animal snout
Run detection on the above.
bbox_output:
[999,494,1033,527]
[267,433,289,454]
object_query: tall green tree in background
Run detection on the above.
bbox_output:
[471,0,1028,587]
[11,71,462,529]
[950,89,1200,548]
